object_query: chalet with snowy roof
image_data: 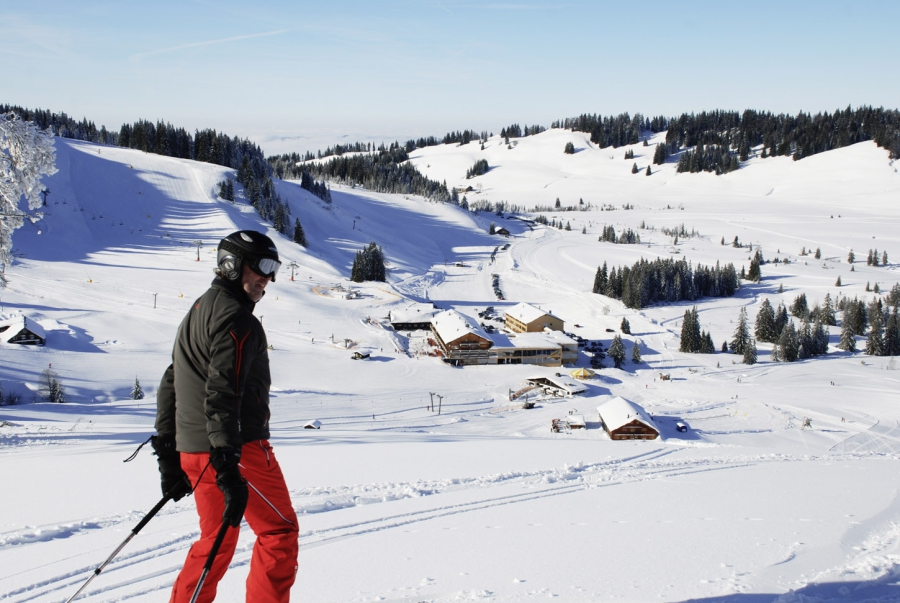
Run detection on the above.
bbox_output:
[389,303,439,331]
[491,331,578,366]
[0,315,46,346]
[430,309,493,365]
[597,397,659,440]
[504,303,564,334]
[495,227,510,237]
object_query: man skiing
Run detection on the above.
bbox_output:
[153,230,298,602]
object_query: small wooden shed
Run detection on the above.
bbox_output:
[597,396,659,440]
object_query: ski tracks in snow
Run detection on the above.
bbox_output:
[5,448,896,602]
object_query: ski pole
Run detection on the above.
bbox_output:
[189,520,231,603]
[66,493,172,603]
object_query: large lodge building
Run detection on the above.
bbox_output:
[392,303,577,367]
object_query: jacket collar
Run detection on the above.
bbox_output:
[211,277,258,312]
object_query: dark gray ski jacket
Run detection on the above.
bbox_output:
[156,277,271,452]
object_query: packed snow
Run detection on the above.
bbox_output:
[2,130,900,602]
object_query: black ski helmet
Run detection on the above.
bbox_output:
[216,230,281,282]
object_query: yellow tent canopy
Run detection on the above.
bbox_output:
[569,367,595,380]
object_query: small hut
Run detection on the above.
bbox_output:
[0,315,46,346]
[597,396,659,440]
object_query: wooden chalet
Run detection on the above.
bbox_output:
[430,309,494,365]
[0,315,46,346]
[597,396,659,440]
[504,302,564,333]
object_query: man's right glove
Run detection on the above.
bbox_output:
[151,435,192,501]
[210,447,248,527]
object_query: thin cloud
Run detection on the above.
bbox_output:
[130,29,289,62]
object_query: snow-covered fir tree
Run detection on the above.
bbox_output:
[755,299,777,342]
[743,339,758,365]
[0,112,58,284]
[131,377,144,400]
[838,319,857,352]
[608,334,626,369]
[730,307,750,354]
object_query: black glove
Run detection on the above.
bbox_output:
[151,436,192,501]
[210,447,248,527]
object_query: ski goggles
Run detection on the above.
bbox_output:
[248,256,281,280]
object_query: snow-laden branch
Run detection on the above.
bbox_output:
[0,112,57,283]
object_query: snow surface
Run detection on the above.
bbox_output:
[2,132,900,602]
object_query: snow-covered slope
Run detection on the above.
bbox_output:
[2,133,900,603]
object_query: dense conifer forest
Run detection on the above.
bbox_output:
[592,257,739,310]
[268,145,451,202]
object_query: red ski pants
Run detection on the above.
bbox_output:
[170,440,299,603]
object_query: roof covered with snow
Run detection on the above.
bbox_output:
[0,315,47,342]
[389,303,438,324]
[527,374,588,394]
[597,396,658,433]
[492,330,577,350]
[505,302,559,325]
[430,309,492,345]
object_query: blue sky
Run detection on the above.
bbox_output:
[3,0,898,155]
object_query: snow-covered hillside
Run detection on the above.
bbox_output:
[2,132,900,603]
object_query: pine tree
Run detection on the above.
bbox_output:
[838,319,856,352]
[608,335,626,369]
[680,307,702,353]
[883,250,889,266]
[564,141,575,154]
[700,331,716,354]
[743,339,758,364]
[835,275,842,287]
[631,162,639,174]
[866,310,884,356]
[848,249,855,264]
[814,247,821,259]
[645,165,651,176]
[774,321,800,362]
[131,377,144,400]
[747,249,762,282]
[883,309,900,356]
[730,307,750,354]
[789,293,809,319]
[774,303,789,338]
[489,222,496,235]
[293,218,307,247]
[631,341,642,363]
[653,143,667,165]
[820,293,837,326]
[755,299,777,342]
[592,262,608,294]
[620,318,631,334]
